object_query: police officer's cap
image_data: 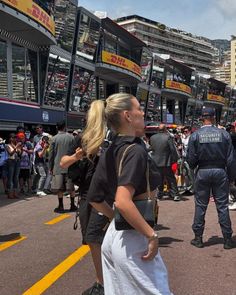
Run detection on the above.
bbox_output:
[202,107,215,117]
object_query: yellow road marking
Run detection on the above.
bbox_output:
[0,236,27,252]
[44,214,71,225]
[23,245,90,295]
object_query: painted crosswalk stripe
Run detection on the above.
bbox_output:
[0,236,27,252]
[44,214,71,225]
[22,245,90,295]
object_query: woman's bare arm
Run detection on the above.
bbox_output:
[60,147,84,168]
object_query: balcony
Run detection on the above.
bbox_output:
[0,0,56,46]
[95,50,142,85]
[162,79,192,101]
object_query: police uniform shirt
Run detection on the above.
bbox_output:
[186,125,235,172]
[87,136,159,206]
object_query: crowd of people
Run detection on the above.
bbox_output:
[1,94,236,295]
[0,124,82,212]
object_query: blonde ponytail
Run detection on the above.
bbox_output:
[82,100,106,159]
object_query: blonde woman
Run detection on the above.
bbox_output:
[87,93,173,295]
[60,100,110,295]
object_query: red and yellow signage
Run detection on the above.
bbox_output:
[165,80,191,95]
[1,0,55,35]
[207,94,225,105]
[102,51,142,77]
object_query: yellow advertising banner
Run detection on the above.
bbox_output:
[1,0,55,35]
[102,51,142,77]
[165,80,191,95]
[207,94,225,104]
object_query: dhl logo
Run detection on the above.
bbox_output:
[166,80,191,94]
[102,51,141,76]
[1,0,55,35]
[27,4,52,30]
[110,55,126,67]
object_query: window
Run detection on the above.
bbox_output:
[76,13,100,62]
[0,39,8,97]
[69,66,96,113]
[54,0,77,53]
[12,43,38,102]
[44,53,70,109]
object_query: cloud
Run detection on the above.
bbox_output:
[215,0,236,19]
[111,5,134,19]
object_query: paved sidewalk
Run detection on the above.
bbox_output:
[158,195,236,295]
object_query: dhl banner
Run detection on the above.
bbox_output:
[207,94,225,105]
[1,0,55,35]
[102,51,142,77]
[165,80,191,95]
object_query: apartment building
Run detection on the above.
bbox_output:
[115,15,215,74]
[231,36,236,86]
[211,50,231,85]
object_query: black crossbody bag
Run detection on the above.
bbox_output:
[114,144,159,231]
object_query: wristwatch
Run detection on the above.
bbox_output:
[148,231,158,241]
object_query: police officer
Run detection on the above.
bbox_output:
[186,107,235,249]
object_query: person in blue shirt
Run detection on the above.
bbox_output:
[187,107,236,249]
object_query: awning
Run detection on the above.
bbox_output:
[95,63,141,85]
[0,4,56,46]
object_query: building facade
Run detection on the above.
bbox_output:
[231,37,236,86]
[115,15,215,74]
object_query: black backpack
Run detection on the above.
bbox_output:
[67,157,89,186]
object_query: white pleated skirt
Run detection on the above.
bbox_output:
[102,220,174,295]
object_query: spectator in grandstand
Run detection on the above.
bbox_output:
[49,120,76,213]
[0,137,8,195]
[5,133,23,199]
[87,93,173,295]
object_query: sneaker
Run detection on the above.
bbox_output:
[54,206,64,213]
[174,195,181,201]
[43,189,52,195]
[181,190,193,196]
[191,236,204,248]
[69,204,77,212]
[228,202,236,210]
[82,282,104,295]
[36,191,47,196]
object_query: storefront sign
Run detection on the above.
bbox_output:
[42,111,49,122]
[165,80,191,95]
[2,0,55,35]
[207,94,225,105]
[102,51,142,77]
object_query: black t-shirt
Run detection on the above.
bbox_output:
[67,136,98,196]
[87,135,159,205]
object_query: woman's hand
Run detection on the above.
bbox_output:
[142,238,159,261]
[75,147,84,160]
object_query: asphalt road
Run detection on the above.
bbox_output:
[0,192,236,295]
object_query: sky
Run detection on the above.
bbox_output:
[78,0,236,40]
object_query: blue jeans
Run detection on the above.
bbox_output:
[32,163,47,191]
[7,159,21,192]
